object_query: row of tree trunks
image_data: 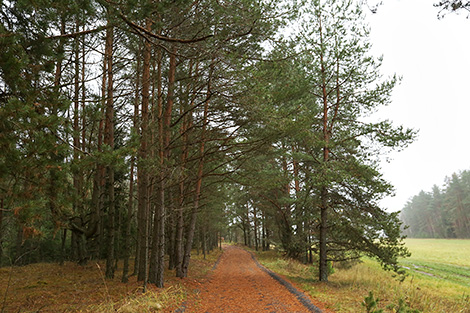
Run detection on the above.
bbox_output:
[66,17,110,267]
[197,226,219,259]
[234,201,271,252]
[180,61,211,278]
[88,21,107,262]
[47,9,222,289]
[173,60,195,276]
[151,45,176,288]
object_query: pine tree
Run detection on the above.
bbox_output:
[296,0,415,281]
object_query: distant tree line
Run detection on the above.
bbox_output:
[401,170,470,238]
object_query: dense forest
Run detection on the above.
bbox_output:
[0,0,417,285]
[401,170,470,239]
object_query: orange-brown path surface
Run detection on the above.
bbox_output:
[181,245,323,313]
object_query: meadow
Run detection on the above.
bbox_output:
[401,239,470,289]
[255,239,470,312]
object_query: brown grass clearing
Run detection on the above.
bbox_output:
[0,249,222,313]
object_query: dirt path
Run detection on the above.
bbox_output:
[181,245,322,312]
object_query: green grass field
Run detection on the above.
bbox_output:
[255,239,470,312]
[404,238,470,267]
[401,239,470,288]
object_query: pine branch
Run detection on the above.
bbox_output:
[46,25,108,40]
[117,11,214,44]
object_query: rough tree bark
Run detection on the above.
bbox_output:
[318,64,330,282]
[0,199,3,263]
[71,19,88,265]
[175,60,196,277]
[137,20,152,285]
[52,16,66,265]
[122,47,140,283]
[153,46,176,287]
[104,22,116,279]
[181,66,211,277]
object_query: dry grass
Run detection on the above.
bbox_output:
[323,259,470,312]
[5,241,467,313]
[0,249,222,313]
[254,245,470,313]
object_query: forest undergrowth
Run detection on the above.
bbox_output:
[0,249,222,313]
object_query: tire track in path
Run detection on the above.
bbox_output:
[182,245,323,313]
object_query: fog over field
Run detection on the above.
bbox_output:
[366,0,470,212]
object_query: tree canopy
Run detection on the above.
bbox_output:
[1,0,415,285]
[435,0,470,17]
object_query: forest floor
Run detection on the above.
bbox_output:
[0,249,218,312]
[0,245,332,312]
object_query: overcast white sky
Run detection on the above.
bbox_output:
[365,0,470,211]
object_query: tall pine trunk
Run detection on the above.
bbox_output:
[104,22,116,279]
[181,68,211,277]
[52,16,65,265]
[253,206,259,251]
[71,19,88,265]
[137,21,152,285]
[0,199,3,263]
[318,12,331,282]
[175,60,196,278]
[152,46,176,287]
[122,47,140,283]
[91,33,107,260]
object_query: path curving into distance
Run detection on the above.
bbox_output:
[180,245,323,313]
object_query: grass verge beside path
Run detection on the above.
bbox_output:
[252,241,470,313]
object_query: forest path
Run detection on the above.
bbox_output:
[180,245,322,312]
